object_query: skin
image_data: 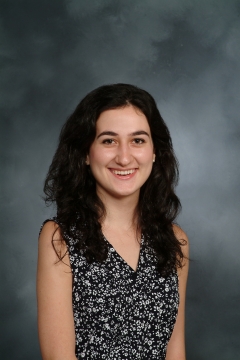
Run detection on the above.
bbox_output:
[86,105,155,201]
[37,222,77,360]
[166,225,189,360]
[37,105,189,359]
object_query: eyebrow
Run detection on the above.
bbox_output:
[97,130,150,139]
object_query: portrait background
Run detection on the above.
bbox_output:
[1,1,240,359]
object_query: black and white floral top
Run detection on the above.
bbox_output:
[41,218,179,360]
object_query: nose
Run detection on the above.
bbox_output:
[115,143,132,166]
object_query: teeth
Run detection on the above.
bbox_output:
[112,169,135,175]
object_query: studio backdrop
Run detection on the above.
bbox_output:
[1,1,240,359]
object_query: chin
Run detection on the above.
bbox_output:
[110,188,140,198]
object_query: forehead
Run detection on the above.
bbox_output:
[96,106,150,133]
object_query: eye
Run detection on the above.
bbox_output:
[133,138,145,144]
[102,138,116,144]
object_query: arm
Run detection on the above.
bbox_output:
[37,221,77,360]
[165,225,189,360]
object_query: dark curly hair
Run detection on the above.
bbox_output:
[44,83,184,276]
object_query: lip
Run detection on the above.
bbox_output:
[109,168,138,180]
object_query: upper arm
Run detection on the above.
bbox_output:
[166,225,189,360]
[37,221,77,360]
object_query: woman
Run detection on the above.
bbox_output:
[37,83,189,360]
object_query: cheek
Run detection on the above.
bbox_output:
[136,148,154,163]
[89,146,113,165]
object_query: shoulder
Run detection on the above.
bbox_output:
[172,224,189,259]
[39,219,60,237]
[166,225,189,359]
[172,223,188,241]
[37,221,75,358]
[38,219,67,262]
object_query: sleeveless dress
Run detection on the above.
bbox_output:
[40,218,179,360]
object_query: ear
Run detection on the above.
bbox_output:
[85,155,90,165]
[153,154,156,163]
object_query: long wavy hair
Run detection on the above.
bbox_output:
[44,83,184,276]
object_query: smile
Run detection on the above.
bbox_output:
[111,169,136,175]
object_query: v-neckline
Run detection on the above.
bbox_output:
[103,234,144,273]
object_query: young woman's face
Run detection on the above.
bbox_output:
[87,105,155,201]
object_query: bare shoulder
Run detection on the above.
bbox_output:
[172,224,189,257]
[172,224,189,272]
[172,223,188,241]
[38,220,69,266]
[166,224,189,359]
[37,221,75,358]
[39,220,61,242]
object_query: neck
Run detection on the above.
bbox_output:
[98,192,139,231]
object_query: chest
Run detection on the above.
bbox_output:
[70,246,179,326]
[102,229,141,271]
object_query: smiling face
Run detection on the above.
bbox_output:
[87,105,155,201]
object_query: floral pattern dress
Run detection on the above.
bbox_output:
[41,218,179,359]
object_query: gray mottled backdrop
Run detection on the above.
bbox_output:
[1,0,240,359]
